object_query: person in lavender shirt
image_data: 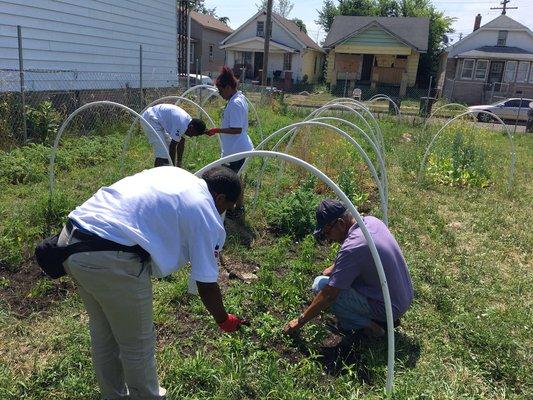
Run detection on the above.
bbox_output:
[283,199,413,337]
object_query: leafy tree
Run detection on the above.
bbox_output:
[316,0,339,33]
[218,16,230,25]
[256,0,295,17]
[291,18,307,33]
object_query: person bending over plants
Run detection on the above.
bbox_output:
[58,166,246,399]
[283,199,413,338]
[141,103,207,167]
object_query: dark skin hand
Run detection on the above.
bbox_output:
[196,281,228,323]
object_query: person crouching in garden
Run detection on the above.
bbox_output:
[205,66,254,223]
[58,166,246,399]
[283,199,413,338]
[141,103,206,167]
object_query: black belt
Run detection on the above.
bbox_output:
[66,219,150,262]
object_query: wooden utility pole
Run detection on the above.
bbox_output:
[490,0,517,15]
[261,0,273,86]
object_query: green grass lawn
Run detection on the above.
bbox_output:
[0,103,531,399]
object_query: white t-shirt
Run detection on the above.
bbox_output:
[68,167,225,281]
[220,91,254,157]
[144,104,192,141]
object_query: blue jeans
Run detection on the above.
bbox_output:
[312,276,375,331]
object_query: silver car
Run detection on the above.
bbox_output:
[468,98,533,122]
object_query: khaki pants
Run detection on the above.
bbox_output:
[59,226,166,400]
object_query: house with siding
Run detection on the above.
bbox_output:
[323,16,429,94]
[190,11,233,78]
[438,14,533,104]
[220,11,325,84]
[0,0,177,92]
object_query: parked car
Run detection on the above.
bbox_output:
[177,74,217,102]
[468,98,533,122]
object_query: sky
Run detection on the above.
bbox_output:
[203,0,532,45]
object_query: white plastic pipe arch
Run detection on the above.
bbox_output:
[195,150,396,396]
[244,121,388,225]
[419,110,516,189]
[181,84,264,141]
[49,101,169,196]
[367,95,401,117]
[307,103,384,154]
[422,103,470,134]
[325,97,370,111]
[266,117,388,224]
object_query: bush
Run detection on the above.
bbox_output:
[265,177,320,238]
[426,132,491,188]
[26,101,63,143]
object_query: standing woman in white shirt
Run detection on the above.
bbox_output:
[206,66,254,219]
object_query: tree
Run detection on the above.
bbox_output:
[316,0,339,33]
[291,18,307,33]
[256,0,295,17]
[218,16,230,25]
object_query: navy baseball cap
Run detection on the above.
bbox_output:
[313,199,347,237]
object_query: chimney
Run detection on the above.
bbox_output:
[474,14,482,31]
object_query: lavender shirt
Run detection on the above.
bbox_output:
[328,216,413,320]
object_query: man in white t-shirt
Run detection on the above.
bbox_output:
[57,166,245,400]
[141,104,207,167]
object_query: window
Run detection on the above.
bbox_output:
[497,30,508,46]
[503,61,517,82]
[283,53,292,70]
[530,64,533,83]
[461,59,475,79]
[521,99,532,108]
[474,60,489,80]
[396,55,408,59]
[257,21,264,37]
[516,61,530,82]
[209,45,214,61]
[504,99,521,107]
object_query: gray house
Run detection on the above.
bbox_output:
[190,11,233,78]
[438,14,533,104]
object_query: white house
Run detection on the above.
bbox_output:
[438,14,533,104]
[220,11,325,84]
[0,0,178,92]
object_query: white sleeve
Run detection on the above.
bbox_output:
[228,101,246,129]
[185,209,220,283]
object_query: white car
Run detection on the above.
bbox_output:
[468,98,533,123]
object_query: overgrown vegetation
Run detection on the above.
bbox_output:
[0,104,531,399]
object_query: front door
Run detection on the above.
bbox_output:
[361,54,374,82]
[254,52,263,81]
[488,61,505,90]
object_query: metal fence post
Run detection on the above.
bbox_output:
[17,25,28,142]
[514,93,523,134]
[139,44,143,110]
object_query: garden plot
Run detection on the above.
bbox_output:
[0,101,532,399]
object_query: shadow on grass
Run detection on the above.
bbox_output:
[290,330,421,384]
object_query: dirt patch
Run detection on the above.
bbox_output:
[0,259,73,318]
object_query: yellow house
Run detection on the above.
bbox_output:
[323,16,429,91]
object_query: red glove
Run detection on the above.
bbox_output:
[218,314,243,332]
[206,128,221,136]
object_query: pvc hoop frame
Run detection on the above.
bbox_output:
[307,103,384,154]
[195,150,395,396]
[422,103,470,134]
[267,117,388,225]
[419,110,516,189]
[49,101,169,196]
[244,121,388,225]
[367,95,402,117]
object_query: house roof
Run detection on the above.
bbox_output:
[220,11,323,53]
[272,13,323,52]
[190,11,233,34]
[457,46,533,61]
[446,15,533,55]
[323,16,429,52]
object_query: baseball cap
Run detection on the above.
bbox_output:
[313,199,347,237]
